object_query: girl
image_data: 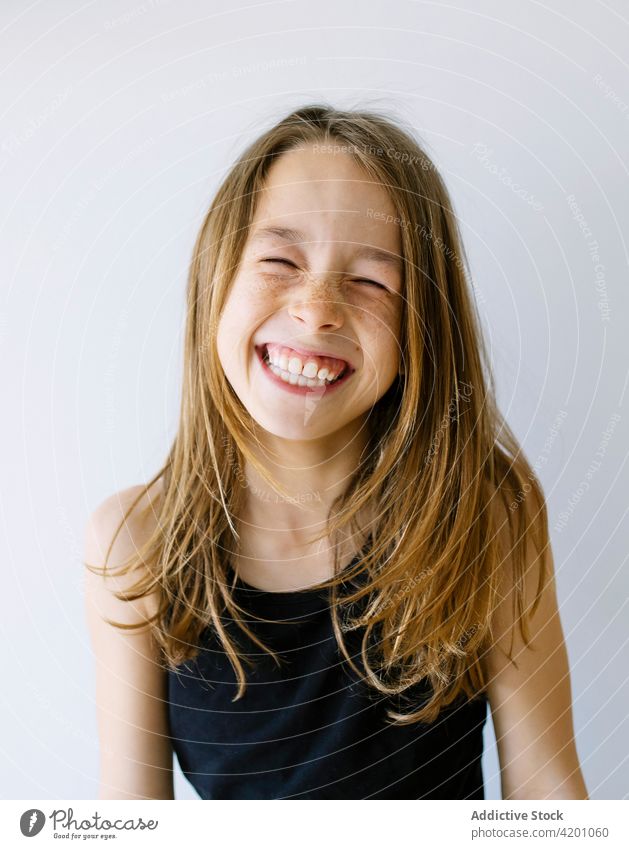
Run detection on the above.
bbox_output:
[84,104,588,800]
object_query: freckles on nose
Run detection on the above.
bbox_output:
[293,289,344,315]
[300,274,343,300]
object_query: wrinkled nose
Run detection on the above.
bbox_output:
[287,275,344,332]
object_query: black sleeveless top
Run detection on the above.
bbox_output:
[167,552,488,800]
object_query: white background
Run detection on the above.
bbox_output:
[1,0,627,800]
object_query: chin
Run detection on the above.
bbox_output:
[248,409,344,442]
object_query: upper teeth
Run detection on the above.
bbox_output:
[264,344,345,382]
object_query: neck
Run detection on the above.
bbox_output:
[237,420,372,551]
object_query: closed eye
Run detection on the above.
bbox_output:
[261,257,298,268]
[351,277,388,290]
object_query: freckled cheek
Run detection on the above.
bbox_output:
[358,309,401,377]
[220,278,276,334]
[235,274,292,314]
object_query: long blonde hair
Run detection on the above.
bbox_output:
[86,103,550,725]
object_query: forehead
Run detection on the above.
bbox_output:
[250,145,402,255]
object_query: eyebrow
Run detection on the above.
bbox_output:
[250,225,402,270]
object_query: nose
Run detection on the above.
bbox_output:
[287,275,345,332]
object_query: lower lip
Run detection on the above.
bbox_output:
[255,346,354,396]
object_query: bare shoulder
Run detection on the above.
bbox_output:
[83,477,173,800]
[84,479,165,623]
[481,481,588,799]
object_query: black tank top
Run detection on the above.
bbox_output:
[167,551,488,800]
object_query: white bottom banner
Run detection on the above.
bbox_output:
[1,800,626,849]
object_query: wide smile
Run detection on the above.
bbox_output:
[254,344,355,396]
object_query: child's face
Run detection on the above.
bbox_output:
[216,143,404,442]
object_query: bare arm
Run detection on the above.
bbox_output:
[84,485,174,800]
[481,494,589,800]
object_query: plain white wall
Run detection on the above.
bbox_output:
[1,0,627,800]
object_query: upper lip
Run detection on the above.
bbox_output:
[258,343,355,371]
